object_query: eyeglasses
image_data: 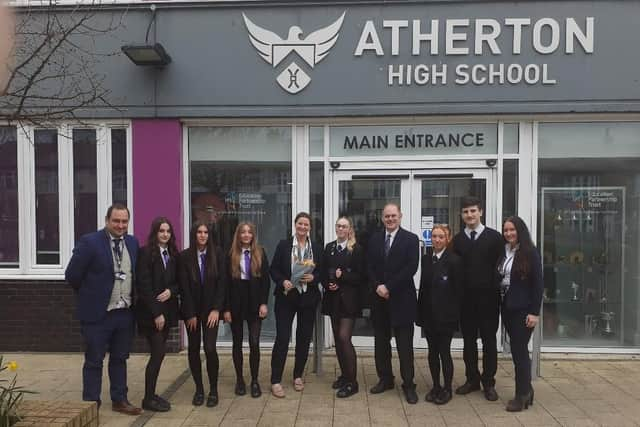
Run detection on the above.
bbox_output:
[335,224,349,229]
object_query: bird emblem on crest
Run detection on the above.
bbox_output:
[242,12,346,94]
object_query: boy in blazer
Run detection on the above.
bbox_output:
[452,196,503,401]
[65,204,141,415]
[367,203,420,404]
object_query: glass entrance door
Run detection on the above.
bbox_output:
[331,168,496,348]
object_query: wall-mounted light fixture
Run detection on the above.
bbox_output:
[121,5,171,67]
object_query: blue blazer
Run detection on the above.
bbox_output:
[65,228,139,323]
[501,249,544,316]
[367,227,419,327]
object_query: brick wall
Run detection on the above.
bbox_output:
[0,280,182,353]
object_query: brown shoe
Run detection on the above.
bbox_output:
[112,400,143,416]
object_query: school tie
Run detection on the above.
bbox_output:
[337,244,344,253]
[112,238,122,259]
[384,234,391,257]
[432,255,438,263]
[470,230,477,242]
[162,249,169,268]
[244,250,251,280]
[199,253,206,283]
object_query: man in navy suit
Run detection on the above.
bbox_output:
[367,203,420,404]
[65,204,142,415]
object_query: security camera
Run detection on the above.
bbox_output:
[486,159,497,168]
[330,161,341,169]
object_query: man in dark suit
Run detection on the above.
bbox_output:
[65,203,142,415]
[452,196,503,401]
[367,203,420,404]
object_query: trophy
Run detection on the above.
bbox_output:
[571,282,580,301]
[600,312,615,336]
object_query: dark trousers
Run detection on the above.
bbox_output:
[460,289,499,387]
[186,317,220,393]
[81,308,134,403]
[270,295,316,384]
[425,329,454,390]
[144,327,170,400]
[503,309,534,396]
[230,316,262,382]
[372,299,415,388]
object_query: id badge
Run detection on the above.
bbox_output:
[115,272,127,281]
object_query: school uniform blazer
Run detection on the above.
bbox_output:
[502,249,544,316]
[135,245,179,329]
[178,246,226,320]
[416,249,463,328]
[367,227,420,327]
[320,241,366,317]
[65,228,139,323]
[270,237,323,306]
[223,248,271,316]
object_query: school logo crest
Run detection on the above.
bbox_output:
[242,12,346,94]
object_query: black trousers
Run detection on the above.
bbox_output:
[185,317,220,393]
[425,328,454,390]
[372,298,415,388]
[460,289,499,387]
[270,294,316,384]
[503,309,534,396]
[143,326,170,399]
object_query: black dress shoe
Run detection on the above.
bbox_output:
[369,380,395,394]
[455,381,481,395]
[402,385,418,404]
[250,381,262,398]
[206,392,219,407]
[235,380,247,396]
[336,382,359,398]
[434,388,452,405]
[483,386,499,401]
[425,387,441,403]
[192,391,204,406]
[332,376,346,390]
[142,397,169,412]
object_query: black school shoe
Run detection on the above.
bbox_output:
[336,382,359,398]
[235,380,247,396]
[332,376,346,390]
[434,388,452,405]
[402,385,418,404]
[425,387,442,403]
[369,379,395,394]
[142,396,169,412]
[192,391,204,406]
[206,391,219,407]
[250,381,262,398]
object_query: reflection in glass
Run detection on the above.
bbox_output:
[338,179,401,337]
[0,127,18,267]
[73,129,97,243]
[112,129,128,206]
[34,129,60,264]
[310,162,324,246]
[189,127,292,342]
[503,123,519,154]
[503,159,518,220]
[310,126,324,157]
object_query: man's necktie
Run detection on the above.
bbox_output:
[470,230,477,242]
[199,253,206,283]
[244,250,251,280]
[432,255,438,263]
[162,249,169,268]
[113,238,122,259]
[384,234,391,256]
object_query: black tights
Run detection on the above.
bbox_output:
[186,318,220,393]
[426,330,454,390]
[331,317,357,383]
[231,317,262,382]
[144,327,169,399]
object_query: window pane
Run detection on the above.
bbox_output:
[73,129,97,243]
[538,122,640,348]
[310,126,324,157]
[111,129,128,205]
[503,159,518,220]
[189,126,292,342]
[503,123,519,154]
[310,162,324,246]
[34,129,59,265]
[0,127,18,267]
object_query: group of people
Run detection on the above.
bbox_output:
[64,196,542,417]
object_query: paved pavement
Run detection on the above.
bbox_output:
[5,351,640,426]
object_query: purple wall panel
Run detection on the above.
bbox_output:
[132,119,183,247]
